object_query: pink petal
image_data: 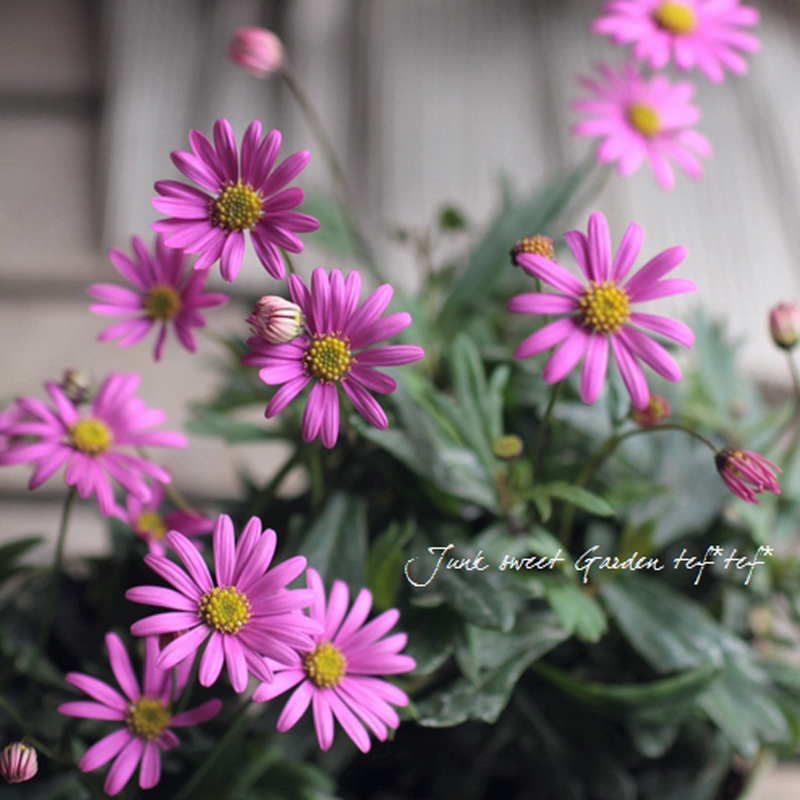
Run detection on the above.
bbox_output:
[104,736,144,796]
[223,635,249,693]
[542,328,591,384]
[58,701,127,721]
[64,673,128,712]
[276,680,315,731]
[516,254,584,297]
[138,741,161,790]
[79,729,132,772]
[617,327,682,382]
[610,336,650,410]
[166,530,213,592]
[508,293,577,315]
[130,612,202,636]
[342,379,388,430]
[513,316,579,359]
[171,698,222,727]
[313,692,335,751]
[611,221,644,283]
[213,514,236,586]
[629,312,694,347]
[106,632,141,701]
[198,631,224,687]
[581,334,610,405]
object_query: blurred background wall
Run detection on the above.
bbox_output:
[1,0,799,545]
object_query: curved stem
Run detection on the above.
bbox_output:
[172,699,251,800]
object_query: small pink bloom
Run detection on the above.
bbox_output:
[229,27,285,77]
[769,302,800,351]
[253,568,415,753]
[715,448,781,505]
[631,394,671,426]
[510,235,556,267]
[126,514,321,693]
[152,118,319,282]
[124,482,213,556]
[89,234,227,362]
[0,743,38,784]
[572,62,712,191]
[593,0,760,84]
[247,295,305,343]
[0,374,187,518]
[58,633,221,796]
[242,268,425,448]
[509,211,695,410]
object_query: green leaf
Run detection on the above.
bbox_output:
[531,481,615,517]
[543,581,608,642]
[533,659,721,722]
[298,192,363,260]
[187,408,286,443]
[295,491,367,590]
[438,205,468,231]
[416,611,567,726]
[601,576,747,672]
[366,520,415,611]
[0,536,43,583]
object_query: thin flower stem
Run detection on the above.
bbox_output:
[172,699,251,800]
[532,381,563,478]
[558,422,718,545]
[200,327,244,363]
[787,352,800,408]
[282,249,297,276]
[0,693,57,759]
[279,66,385,283]
[134,446,198,515]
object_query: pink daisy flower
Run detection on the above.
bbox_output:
[715,448,781,505]
[88,234,228,361]
[592,0,760,83]
[253,568,415,753]
[0,374,187,518]
[124,481,213,557]
[58,633,221,796]
[508,211,696,410]
[572,62,712,190]
[152,118,319,282]
[241,268,425,449]
[126,514,321,694]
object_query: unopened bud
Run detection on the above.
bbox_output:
[493,434,524,460]
[510,235,555,267]
[631,395,671,427]
[769,302,800,350]
[0,743,38,784]
[60,369,92,405]
[228,27,285,78]
[247,296,305,343]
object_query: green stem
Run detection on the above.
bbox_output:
[279,66,384,283]
[200,328,243,363]
[558,422,718,545]
[531,380,563,479]
[0,693,58,759]
[172,700,251,800]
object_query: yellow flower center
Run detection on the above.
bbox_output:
[69,418,113,455]
[627,103,661,137]
[199,586,251,634]
[126,697,171,740]
[136,511,168,541]
[653,1,697,34]
[579,281,630,334]
[144,285,181,321]
[305,335,352,382]
[303,642,347,689]
[213,182,263,232]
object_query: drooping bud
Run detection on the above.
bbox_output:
[769,302,800,350]
[60,369,92,405]
[715,448,781,505]
[631,395,671,427]
[510,235,555,267]
[228,27,285,78]
[0,743,38,784]
[247,296,305,343]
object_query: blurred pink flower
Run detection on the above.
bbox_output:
[509,211,695,410]
[89,234,227,361]
[124,481,213,556]
[58,633,220,796]
[0,374,186,518]
[127,515,320,693]
[253,568,415,753]
[0,743,38,784]
[572,62,712,190]
[242,268,425,448]
[715,448,781,505]
[593,0,760,83]
[769,302,800,351]
[229,27,285,77]
[152,118,319,282]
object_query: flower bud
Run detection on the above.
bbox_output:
[493,434,524,460]
[60,369,92,405]
[769,302,800,350]
[510,235,555,267]
[228,27,285,78]
[631,395,671,427]
[0,743,38,784]
[247,296,305,343]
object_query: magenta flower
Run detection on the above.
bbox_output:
[509,211,696,410]
[124,481,213,557]
[592,0,760,83]
[152,118,319,282]
[58,633,220,796]
[88,234,227,361]
[0,374,187,518]
[715,448,781,505]
[242,268,425,448]
[572,62,712,190]
[126,514,320,693]
[0,743,38,785]
[253,568,415,753]
[229,27,285,77]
